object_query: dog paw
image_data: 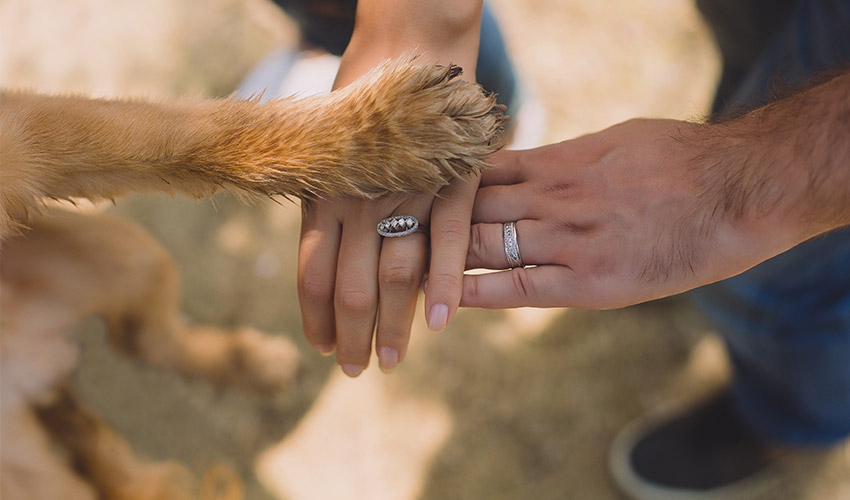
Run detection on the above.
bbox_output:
[168,325,300,394]
[227,328,300,393]
[218,56,509,200]
[310,56,509,197]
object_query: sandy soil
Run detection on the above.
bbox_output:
[2,1,848,499]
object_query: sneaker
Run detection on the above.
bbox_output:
[609,392,791,500]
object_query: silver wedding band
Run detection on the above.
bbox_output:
[503,221,524,268]
[377,215,427,237]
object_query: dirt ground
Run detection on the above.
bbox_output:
[2,0,848,499]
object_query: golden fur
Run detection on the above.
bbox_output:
[0,57,506,500]
[1,59,505,234]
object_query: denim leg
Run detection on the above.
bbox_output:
[723,0,850,113]
[268,1,519,113]
[691,0,850,446]
[476,4,519,117]
[692,230,850,445]
[695,0,798,114]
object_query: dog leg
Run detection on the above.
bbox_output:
[82,217,300,393]
[0,215,190,500]
[0,57,506,236]
[1,222,98,500]
[34,384,218,500]
[2,211,281,498]
[1,210,299,393]
[0,404,97,500]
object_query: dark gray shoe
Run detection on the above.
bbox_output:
[609,392,786,500]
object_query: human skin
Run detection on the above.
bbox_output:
[297,0,487,376]
[462,70,850,309]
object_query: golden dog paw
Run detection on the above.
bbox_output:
[210,56,508,200]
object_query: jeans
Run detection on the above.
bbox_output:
[269,0,519,116]
[691,0,850,446]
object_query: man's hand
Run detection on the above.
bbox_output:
[462,68,850,310]
[462,119,766,309]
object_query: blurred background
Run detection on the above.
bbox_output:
[2,0,847,499]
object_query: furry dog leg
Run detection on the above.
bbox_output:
[1,210,299,392]
[35,385,227,500]
[0,57,506,236]
[0,211,285,499]
[0,404,97,500]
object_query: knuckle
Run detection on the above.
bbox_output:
[468,224,487,261]
[335,339,369,359]
[336,287,376,314]
[428,271,463,292]
[437,218,469,241]
[380,263,421,290]
[462,275,480,301]
[511,268,535,302]
[298,274,334,304]
[377,323,411,346]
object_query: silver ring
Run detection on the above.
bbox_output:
[377,215,427,237]
[503,221,524,268]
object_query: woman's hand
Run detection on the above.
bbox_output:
[297,0,485,376]
[299,178,479,376]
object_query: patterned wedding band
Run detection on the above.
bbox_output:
[377,215,427,237]
[503,221,524,268]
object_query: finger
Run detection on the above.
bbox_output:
[334,213,382,376]
[479,149,526,187]
[424,174,479,332]
[460,265,582,308]
[298,202,341,355]
[472,184,537,224]
[375,200,432,372]
[467,220,556,269]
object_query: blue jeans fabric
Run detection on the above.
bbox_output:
[269,1,519,116]
[691,0,850,446]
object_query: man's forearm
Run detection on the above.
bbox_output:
[701,70,850,242]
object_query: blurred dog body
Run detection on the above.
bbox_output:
[0,58,505,499]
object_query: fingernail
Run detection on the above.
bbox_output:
[341,364,364,378]
[427,303,449,332]
[314,344,334,356]
[378,347,399,373]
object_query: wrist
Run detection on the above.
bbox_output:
[703,72,850,243]
[337,1,482,87]
[691,114,813,254]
